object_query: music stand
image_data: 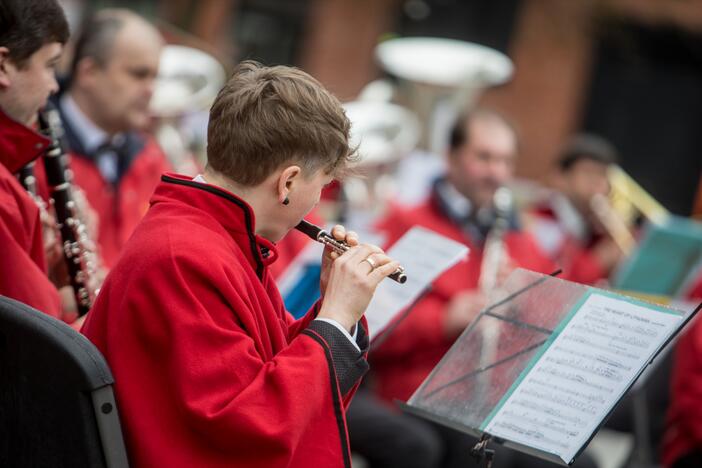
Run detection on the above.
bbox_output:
[400,269,699,466]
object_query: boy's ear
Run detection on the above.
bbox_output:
[276,165,302,204]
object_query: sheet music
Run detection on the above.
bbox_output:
[365,226,468,336]
[482,292,684,463]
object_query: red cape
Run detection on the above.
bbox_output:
[0,109,61,316]
[82,174,364,467]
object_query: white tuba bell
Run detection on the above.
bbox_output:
[375,36,513,154]
[150,45,226,174]
[339,99,421,228]
[367,37,514,207]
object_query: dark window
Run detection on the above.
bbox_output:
[583,19,702,215]
[233,0,310,66]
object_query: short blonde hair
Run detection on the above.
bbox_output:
[207,61,355,186]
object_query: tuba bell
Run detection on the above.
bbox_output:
[339,99,421,228]
[366,37,514,207]
[375,36,513,154]
[150,45,226,174]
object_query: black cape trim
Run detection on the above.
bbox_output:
[161,174,265,279]
[301,329,352,468]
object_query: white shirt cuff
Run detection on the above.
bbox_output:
[313,318,360,352]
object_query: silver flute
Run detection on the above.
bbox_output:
[295,220,407,284]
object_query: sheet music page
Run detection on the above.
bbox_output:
[365,226,468,336]
[481,292,684,464]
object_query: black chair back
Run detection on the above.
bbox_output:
[0,296,129,467]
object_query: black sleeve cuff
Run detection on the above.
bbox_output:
[307,320,369,395]
[355,321,369,354]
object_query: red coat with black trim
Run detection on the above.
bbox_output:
[0,109,61,317]
[82,173,366,468]
[370,194,555,403]
[684,273,702,301]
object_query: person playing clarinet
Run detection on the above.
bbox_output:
[0,0,71,320]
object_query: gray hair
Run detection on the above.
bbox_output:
[69,9,145,79]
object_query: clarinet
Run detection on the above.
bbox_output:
[18,162,38,195]
[478,187,513,294]
[475,186,513,397]
[38,103,97,316]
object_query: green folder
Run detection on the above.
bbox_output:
[612,215,702,297]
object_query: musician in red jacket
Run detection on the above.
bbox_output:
[372,109,555,404]
[0,0,69,317]
[663,274,702,468]
[35,9,170,269]
[664,313,702,468]
[528,134,623,285]
[367,109,557,467]
[81,61,399,468]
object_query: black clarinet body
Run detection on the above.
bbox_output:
[39,104,95,316]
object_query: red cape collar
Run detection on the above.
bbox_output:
[0,108,50,174]
[153,173,280,276]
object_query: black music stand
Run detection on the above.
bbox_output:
[399,269,700,466]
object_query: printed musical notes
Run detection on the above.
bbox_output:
[364,226,468,336]
[482,292,683,464]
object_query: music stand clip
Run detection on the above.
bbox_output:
[470,433,495,468]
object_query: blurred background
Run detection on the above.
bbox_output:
[58,0,702,217]
[45,2,702,468]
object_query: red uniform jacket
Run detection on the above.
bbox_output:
[0,109,61,316]
[663,315,702,467]
[662,281,702,467]
[684,274,702,301]
[82,173,368,468]
[68,140,168,268]
[370,193,555,402]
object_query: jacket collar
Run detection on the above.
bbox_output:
[431,176,520,244]
[53,94,145,185]
[0,108,51,174]
[153,173,279,279]
[59,93,108,154]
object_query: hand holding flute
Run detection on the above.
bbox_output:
[296,220,407,283]
[295,220,403,332]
